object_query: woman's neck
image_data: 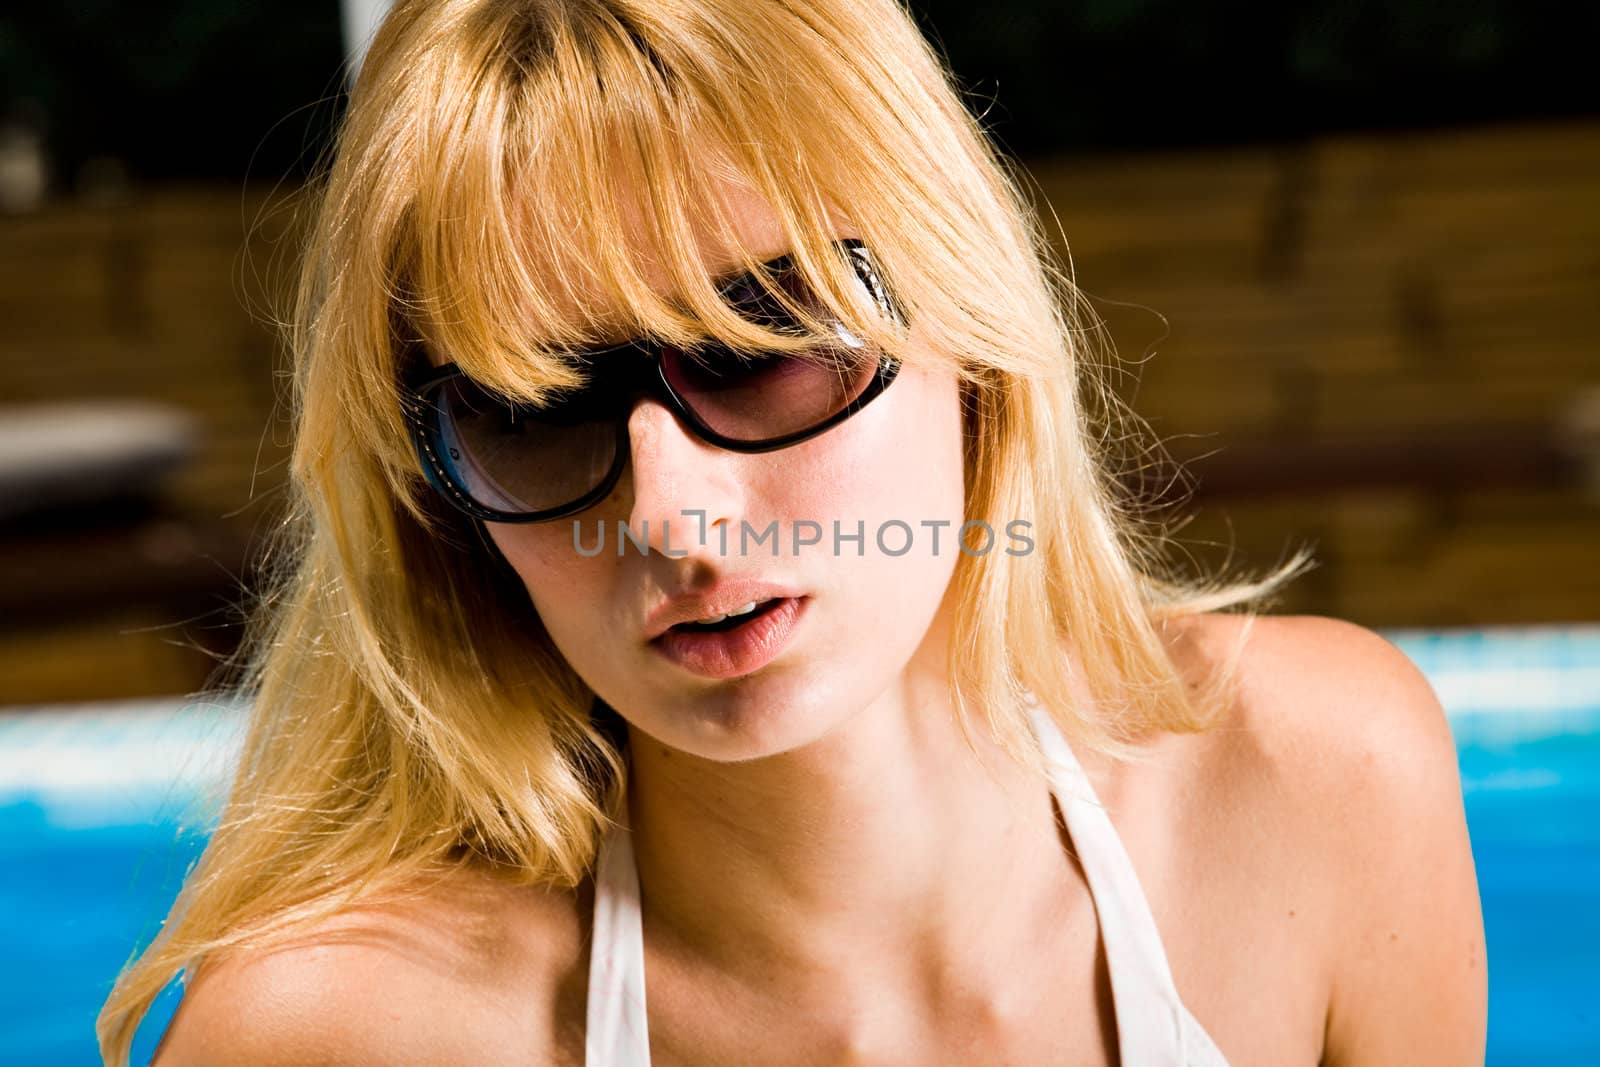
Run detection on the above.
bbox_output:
[621,616,1081,1016]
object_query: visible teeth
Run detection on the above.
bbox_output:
[694,601,761,625]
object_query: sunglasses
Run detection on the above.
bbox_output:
[401,239,904,524]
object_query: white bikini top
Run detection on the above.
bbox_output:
[584,700,1231,1065]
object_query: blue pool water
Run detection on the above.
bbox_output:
[2,627,1596,1065]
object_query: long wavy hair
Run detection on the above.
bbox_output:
[99,0,1303,1061]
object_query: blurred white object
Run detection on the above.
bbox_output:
[341,0,395,80]
[0,401,198,519]
[0,118,47,214]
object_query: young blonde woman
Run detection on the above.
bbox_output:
[99,1,1487,1063]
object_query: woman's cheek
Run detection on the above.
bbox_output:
[489,525,599,624]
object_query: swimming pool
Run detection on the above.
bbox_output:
[2,625,1595,1065]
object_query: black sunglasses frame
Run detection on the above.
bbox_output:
[400,240,903,525]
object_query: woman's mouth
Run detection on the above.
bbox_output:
[650,596,808,679]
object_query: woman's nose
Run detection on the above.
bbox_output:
[622,398,746,557]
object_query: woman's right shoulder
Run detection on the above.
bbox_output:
[152,865,592,1066]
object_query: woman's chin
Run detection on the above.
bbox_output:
[630,680,847,764]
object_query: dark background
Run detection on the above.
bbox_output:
[2,1,1596,183]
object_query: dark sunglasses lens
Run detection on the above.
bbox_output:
[432,377,616,515]
[662,266,885,441]
[662,343,879,441]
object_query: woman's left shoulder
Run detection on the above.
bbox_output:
[1167,611,1459,788]
[1163,612,1472,859]
[1163,613,1487,1064]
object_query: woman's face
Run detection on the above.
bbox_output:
[486,183,967,762]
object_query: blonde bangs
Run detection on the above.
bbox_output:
[391,0,947,429]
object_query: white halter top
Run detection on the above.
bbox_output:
[585,702,1231,1065]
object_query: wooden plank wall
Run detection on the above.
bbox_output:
[1,185,299,519]
[0,120,1595,701]
[0,187,300,702]
[1029,120,1599,626]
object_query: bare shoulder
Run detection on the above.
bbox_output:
[152,865,589,1066]
[1159,613,1467,797]
[1165,613,1488,1065]
[1166,612,1475,882]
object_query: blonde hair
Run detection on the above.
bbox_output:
[99,0,1303,1060]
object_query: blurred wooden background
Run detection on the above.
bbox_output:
[1,119,1596,704]
[1032,120,1598,626]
